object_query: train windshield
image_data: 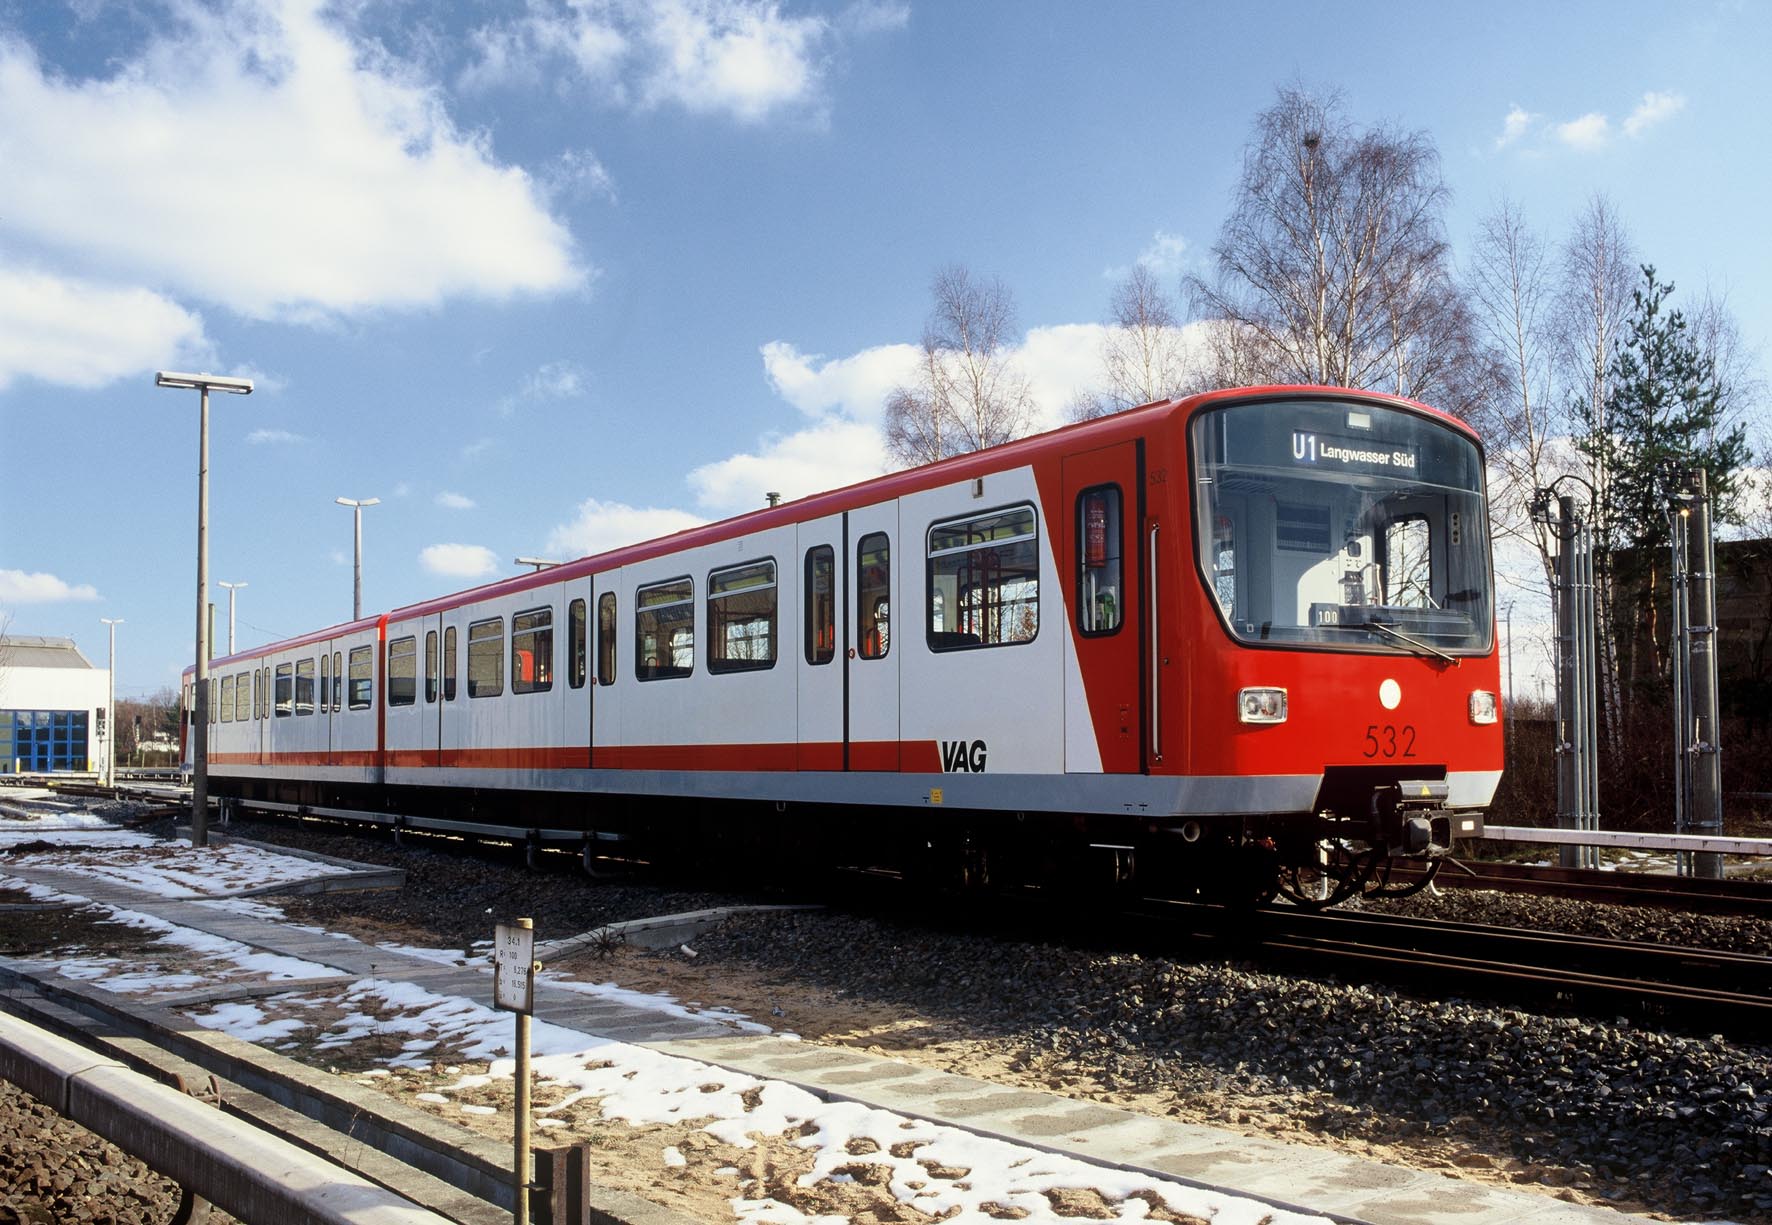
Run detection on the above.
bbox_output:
[1190,399,1493,655]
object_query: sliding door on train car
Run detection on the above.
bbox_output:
[1062,442,1144,774]
[846,503,900,771]
[796,516,844,770]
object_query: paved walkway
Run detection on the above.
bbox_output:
[1,853,1648,1225]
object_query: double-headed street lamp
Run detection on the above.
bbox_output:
[156,370,253,849]
[99,617,122,787]
[336,497,380,620]
[218,581,246,655]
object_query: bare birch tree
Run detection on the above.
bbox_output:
[884,265,1035,466]
[1186,85,1483,417]
[1071,264,1202,421]
[1467,197,1564,589]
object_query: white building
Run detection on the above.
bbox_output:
[0,636,109,774]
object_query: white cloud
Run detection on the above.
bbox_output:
[0,0,582,322]
[0,268,208,391]
[0,569,100,604]
[1553,112,1611,151]
[1136,231,1188,278]
[1495,104,1535,149]
[1019,324,1119,428]
[760,340,920,422]
[1623,90,1686,137]
[463,0,882,124]
[546,499,704,558]
[436,492,476,510]
[522,361,586,399]
[419,543,499,578]
[246,428,305,445]
[688,418,887,515]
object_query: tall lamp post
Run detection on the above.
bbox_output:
[218,581,246,656]
[335,497,380,620]
[99,618,122,786]
[156,370,254,849]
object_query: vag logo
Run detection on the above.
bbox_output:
[940,739,988,773]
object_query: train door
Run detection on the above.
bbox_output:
[846,503,899,770]
[422,614,444,766]
[797,515,844,770]
[564,582,592,767]
[1062,442,1144,773]
[438,608,467,768]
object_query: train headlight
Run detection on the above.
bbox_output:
[1469,690,1499,725]
[1237,687,1288,724]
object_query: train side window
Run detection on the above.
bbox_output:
[236,672,251,722]
[636,578,694,680]
[805,546,835,665]
[252,670,261,720]
[927,505,1039,650]
[295,658,316,715]
[425,630,439,703]
[1076,486,1123,636]
[210,679,219,723]
[597,593,616,685]
[467,618,504,698]
[220,676,234,723]
[708,560,776,674]
[857,533,890,659]
[443,628,458,701]
[348,646,374,710]
[274,663,293,718]
[512,608,553,694]
[332,651,343,712]
[388,636,418,706]
[568,599,586,689]
[320,653,331,714]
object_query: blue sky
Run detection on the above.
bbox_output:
[1,0,1767,698]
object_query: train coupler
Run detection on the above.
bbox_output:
[1375,780,1482,857]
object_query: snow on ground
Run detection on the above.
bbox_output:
[185,978,1331,1225]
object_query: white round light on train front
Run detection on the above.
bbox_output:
[1238,687,1288,724]
[1469,690,1499,725]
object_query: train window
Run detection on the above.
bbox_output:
[210,679,218,723]
[425,630,439,703]
[1383,515,1433,607]
[597,593,616,686]
[252,670,261,720]
[443,628,458,701]
[857,534,890,659]
[274,663,293,718]
[512,608,553,695]
[467,618,504,698]
[388,636,418,706]
[708,560,776,674]
[348,646,374,709]
[332,651,343,711]
[927,505,1039,650]
[320,653,331,714]
[635,578,693,681]
[236,672,251,722]
[805,546,835,665]
[568,599,587,689]
[220,676,234,723]
[295,658,316,715]
[1076,486,1123,636]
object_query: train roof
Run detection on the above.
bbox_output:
[191,384,1478,672]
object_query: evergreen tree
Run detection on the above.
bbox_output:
[1583,264,1750,558]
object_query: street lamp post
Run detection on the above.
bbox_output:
[157,370,253,849]
[218,581,246,655]
[99,618,122,786]
[335,497,380,620]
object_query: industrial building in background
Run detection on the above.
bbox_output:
[0,636,108,774]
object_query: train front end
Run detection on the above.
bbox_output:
[1176,391,1500,906]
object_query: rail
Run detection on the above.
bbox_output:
[0,1010,454,1225]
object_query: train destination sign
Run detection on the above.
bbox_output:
[1291,430,1417,473]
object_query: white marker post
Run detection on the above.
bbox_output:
[494,918,537,1224]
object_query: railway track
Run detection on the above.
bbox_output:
[1200,903,1772,1038]
[1403,856,1772,917]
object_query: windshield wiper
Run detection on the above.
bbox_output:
[1364,619,1457,665]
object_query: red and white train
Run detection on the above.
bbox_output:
[184,386,1499,906]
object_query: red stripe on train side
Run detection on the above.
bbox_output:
[224,741,944,773]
